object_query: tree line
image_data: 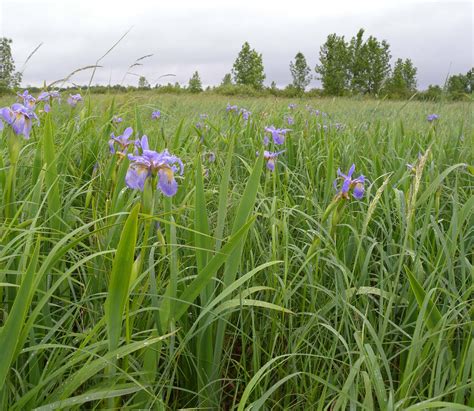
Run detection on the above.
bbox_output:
[1,33,472,100]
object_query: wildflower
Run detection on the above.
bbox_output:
[109,126,135,155]
[427,114,439,122]
[333,164,365,200]
[37,90,61,112]
[202,151,216,163]
[126,148,184,197]
[226,103,238,113]
[0,103,38,139]
[285,115,294,125]
[240,108,251,121]
[199,114,208,120]
[260,150,285,171]
[112,115,123,124]
[263,135,270,146]
[67,94,83,107]
[17,90,36,110]
[288,103,297,110]
[264,125,291,145]
[151,110,161,120]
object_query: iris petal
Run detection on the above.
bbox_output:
[158,168,178,197]
[353,182,364,199]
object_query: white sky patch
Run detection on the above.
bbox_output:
[0,0,472,89]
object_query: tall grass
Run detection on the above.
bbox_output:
[0,93,472,409]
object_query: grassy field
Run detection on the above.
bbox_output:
[0,93,472,410]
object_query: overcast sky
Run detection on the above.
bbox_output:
[0,0,472,89]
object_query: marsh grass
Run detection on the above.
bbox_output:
[0,93,472,409]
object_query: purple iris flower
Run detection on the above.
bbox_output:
[112,115,123,124]
[264,126,291,145]
[285,115,294,125]
[333,164,365,200]
[427,114,439,122]
[126,148,184,197]
[17,90,36,110]
[256,150,286,171]
[288,103,297,110]
[240,108,251,121]
[0,103,38,139]
[151,110,161,120]
[226,103,238,113]
[37,90,61,112]
[67,94,83,107]
[109,126,135,155]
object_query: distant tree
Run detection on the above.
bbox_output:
[447,69,472,98]
[221,73,232,86]
[348,29,369,93]
[419,84,443,101]
[188,71,203,93]
[315,34,350,96]
[347,29,392,95]
[364,36,391,94]
[138,76,150,89]
[289,52,312,92]
[232,42,266,89]
[467,68,473,93]
[0,37,21,89]
[386,58,417,97]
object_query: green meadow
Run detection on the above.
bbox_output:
[0,93,472,410]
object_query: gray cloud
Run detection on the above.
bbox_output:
[1,0,472,89]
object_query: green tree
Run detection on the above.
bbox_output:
[221,73,232,86]
[386,58,417,97]
[188,71,203,93]
[447,69,472,98]
[232,42,266,89]
[348,29,369,93]
[347,29,392,95]
[0,37,21,90]
[315,34,350,96]
[290,52,311,92]
[419,84,443,101]
[364,36,391,94]
[138,76,150,89]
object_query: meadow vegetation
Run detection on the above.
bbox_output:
[0,92,472,410]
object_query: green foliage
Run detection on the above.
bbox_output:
[385,58,418,98]
[318,29,392,96]
[315,33,350,96]
[418,84,443,101]
[447,69,473,99]
[232,41,266,89]
[221,72,232,86]
[0,93,471,409]
[137,75,150,89]
[0,38,21,90]
[363,35,391,94]
[188,70,203,93]
[289,52,312,92]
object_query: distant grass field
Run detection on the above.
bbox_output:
[0,92,472,410]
